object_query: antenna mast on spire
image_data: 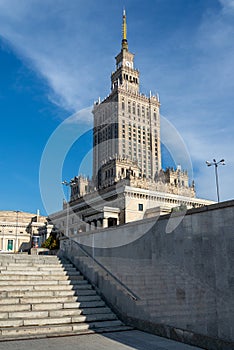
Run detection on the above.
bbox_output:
[122,9,128,50]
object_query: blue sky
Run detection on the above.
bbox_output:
[0,0,234,215]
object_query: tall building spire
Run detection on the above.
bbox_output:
[122,9,128,51]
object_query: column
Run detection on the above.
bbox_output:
[90,222,95,231]
[103,218,108,228]
[86,222,90,232]
[97,219,102,229]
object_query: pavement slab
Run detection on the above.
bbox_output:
[0,330,203,350]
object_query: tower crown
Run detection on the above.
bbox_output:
[111,10,139,94]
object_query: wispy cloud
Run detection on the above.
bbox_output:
[140,0,234,201]
[0,0,233,201]
[219,0,234,13]
[0,0,117,111]
[184,0,234,200]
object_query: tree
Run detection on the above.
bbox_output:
[41,233,59,250]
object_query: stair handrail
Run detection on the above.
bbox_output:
[70,238,140,301]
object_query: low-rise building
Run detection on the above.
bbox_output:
[0,210,52,252]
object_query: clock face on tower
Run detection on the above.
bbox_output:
[125,60,132,68]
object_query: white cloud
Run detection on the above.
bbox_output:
[154,1,234,201]
[0,0,115,111]
[219,0,234,13]
[0,0,233,201]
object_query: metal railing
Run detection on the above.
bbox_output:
[70,238,140,301]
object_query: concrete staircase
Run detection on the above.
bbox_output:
[0,254,130,341]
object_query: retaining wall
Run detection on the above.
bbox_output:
[60,200,234,350]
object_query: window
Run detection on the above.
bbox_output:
[138,204,143,211]
[128,101,131,113]
[7,240,13,251]
[137,105,140,116]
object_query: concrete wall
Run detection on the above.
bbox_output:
[60,200,234,350]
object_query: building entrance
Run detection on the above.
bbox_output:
[108,218,117,227]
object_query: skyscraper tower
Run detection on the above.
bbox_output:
[59,10,213,232]
[93,10,161,188]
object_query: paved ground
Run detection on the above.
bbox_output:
[0,330,203,350]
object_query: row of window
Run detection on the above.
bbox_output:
[105,168,115,179]
[127,192,198,207]
[94,125,118,145]
[123,74,138,84]
[121,99,158,119]
[122,122,158,133]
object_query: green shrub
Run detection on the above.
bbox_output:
[41,233,59,250]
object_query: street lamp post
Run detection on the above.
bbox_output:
[14,210,21,252]
[206,159,225,202]
[61,180,75,236]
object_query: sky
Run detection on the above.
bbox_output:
[0,0,234,215]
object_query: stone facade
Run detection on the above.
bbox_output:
[0,211,52,252]
[50,179,212,236]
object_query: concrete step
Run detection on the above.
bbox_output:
[0,320,126,339]
[47,308,90,318]
[0,299,106,312]
[0,262,73,268]
[0,295,78,305]
[0,308,108,320]
[0,266,77,273]
[56,306,114,316]
[0,274,84,281]
[0,290,76,298]
[31,300,106,311]
[63,300,106,309]
[0,254,58,259]
[0,279,89,286]
[0,304,31,312]
[0,257,60,265]
[0,269,79,276]
[0,325,133,342]
[0,290,101,300]
[0,283,93,292]
[81,307,112,315]
[0,313,118,328]
[0,254,128,340]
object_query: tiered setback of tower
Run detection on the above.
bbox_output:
[93,12,161,187]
